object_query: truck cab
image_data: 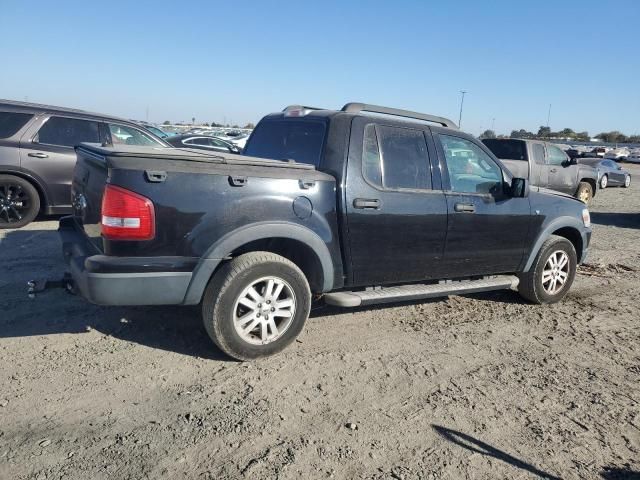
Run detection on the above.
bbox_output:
[482,138,598,203]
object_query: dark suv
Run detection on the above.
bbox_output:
[0,100,168,228]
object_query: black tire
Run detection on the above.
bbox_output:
[599,174,608,189]
[518,235,577,304]
[575,181,593,204]
[623,175,631,188]
[202,252,311,361]
[0,175,40,229]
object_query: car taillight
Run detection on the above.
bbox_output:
[101,185,155,240]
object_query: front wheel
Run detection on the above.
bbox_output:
[518,235,577,304]
[599,174,608,189]
[202,252,311,360]
[575,181,593,204]
[623,175,631,188]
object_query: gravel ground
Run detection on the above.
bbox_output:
[1,165,639,480]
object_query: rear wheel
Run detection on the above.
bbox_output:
[576,181,593,204]
[202,252,311,360]
[0,175,40,229]
[599,174,608,189]
[518,235,577,304]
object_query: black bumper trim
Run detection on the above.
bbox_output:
[59,216,194,306]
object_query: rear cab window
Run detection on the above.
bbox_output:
[0,112,34,138]
[482,139,527,161]
[243,119,326,167]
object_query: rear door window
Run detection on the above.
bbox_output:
[243,120,326,166]
[532,144,546,164]
[35,116,100,147]
[0,112,33,138]
[377,125,431,190]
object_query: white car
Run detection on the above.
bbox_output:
[604,147,630,160]
[626,150,640,163]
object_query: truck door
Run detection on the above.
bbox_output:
[530,142,548,186]
[345,117,448,286]
[434,132,531,276]
[545,144,575,194]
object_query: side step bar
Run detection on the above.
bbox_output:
[324,275,519,308]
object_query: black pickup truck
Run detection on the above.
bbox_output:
[55,103,592,360]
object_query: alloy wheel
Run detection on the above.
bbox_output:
[233,276,296,345]
[0,182,31,225]
[542,250,570,295]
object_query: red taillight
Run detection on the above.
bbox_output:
[101,185,155,241]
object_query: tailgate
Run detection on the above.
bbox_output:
[71,147,109,251]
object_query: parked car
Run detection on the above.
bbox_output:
[626,150,640,164]
[0,100,169,228]
[482,138,598,204]
[49,102,592,360]
[137,122,170,139]
[578,158,631,188]
[165,134,242,153]
[603,147,629,161]
[589,147,608,158]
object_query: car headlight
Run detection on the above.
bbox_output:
[582,208,591,228]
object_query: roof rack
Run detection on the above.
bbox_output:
[341,102,457,129]
[282,105,323,113]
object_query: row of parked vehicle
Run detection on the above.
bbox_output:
[34,101,592,360]
[564,145,640,163]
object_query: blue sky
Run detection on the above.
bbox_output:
[1,0,638,136]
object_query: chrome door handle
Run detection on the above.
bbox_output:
[454,202,475,213]
[353,198,380,209]
[549,168,557,173]
[28,152,48,158]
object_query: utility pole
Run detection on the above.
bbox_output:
[458,90,467,128]
[491,118,495,131]
[546,104,551,128]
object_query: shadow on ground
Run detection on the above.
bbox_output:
[590,212,640,229]
[601,467,640,480]
[432,425,562,479]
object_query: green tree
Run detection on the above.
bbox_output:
[559,128,575,139]
[243,122,255,129]
[510,129,535,139]
[576,131,590,141]
[162,120,171,125]
[537,126,551,138]
[479,129,496,139]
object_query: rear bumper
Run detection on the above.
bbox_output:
[59,216,195,306]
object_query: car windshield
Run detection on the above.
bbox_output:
[482,139,527,161]
[243,120,326,166]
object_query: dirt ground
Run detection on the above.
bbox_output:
[1,165,639,480]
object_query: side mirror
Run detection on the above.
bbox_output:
[510,177,529,198]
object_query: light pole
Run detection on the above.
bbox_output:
[491,117,495,131]
[546,104,551,128]
[458,90,467,128]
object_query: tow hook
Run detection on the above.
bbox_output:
[27,273,75,299]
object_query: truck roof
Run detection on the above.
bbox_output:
[262,103,459,130]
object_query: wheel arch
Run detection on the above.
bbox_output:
[183,222,336,305]
[578,177,597,197]
[0,168,50,212]
[523,217,587,272]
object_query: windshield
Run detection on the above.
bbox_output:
[243,120,326,166]
[482,139,527,161]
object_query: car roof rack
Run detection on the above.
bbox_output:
[341,102,458,129]
[282,105,323,112]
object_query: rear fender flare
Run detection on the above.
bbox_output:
[182,222,335,305]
